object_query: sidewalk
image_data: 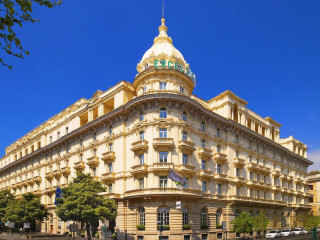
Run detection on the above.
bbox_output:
[0,233,112,240]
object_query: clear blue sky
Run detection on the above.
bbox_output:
[1,1,319,170]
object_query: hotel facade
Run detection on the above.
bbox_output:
[0,18,313,240]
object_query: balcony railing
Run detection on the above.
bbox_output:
[101,151,116,163]
[152,162,174,174]
[52,169,62,177]
[177,164,197,175]
[87,156,99,167]
[100,172,115,183]
[131,164,148,176]
[61,167,71,175]
[131,140,148,154]
[213,173,229,182]
[74,161,85,170]
[198,147,213,160]
[34,176,42,183]
[233,158,246,167]
[178,140,196,154]
[214,153,228,164]
[153,138,174,150]
[198,169,214,180]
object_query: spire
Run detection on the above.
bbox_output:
[154,17,172,44]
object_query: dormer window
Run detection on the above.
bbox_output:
[160,82,166,90]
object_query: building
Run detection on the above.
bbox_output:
[0,17,313,240]
[307,173,320,216]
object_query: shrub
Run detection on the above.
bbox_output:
[201,224,208,229]
[216,224,222,229]
[95,232,100,238]
[137,225,145,230]
[183,224,190,230]
[68,232,72,236]
[111,232,117,240]
[158,225,170,230]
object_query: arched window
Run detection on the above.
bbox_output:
[158,207,170,225]
[182,207,189,225]
[160,108,167,118]
[200,208,208,226]
[139,208,145,226]
[216,209,222,227]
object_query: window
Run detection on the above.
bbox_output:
[57,131,60,139]
[182,131,188,140]
[202,234,208,240]
[182,154,188,165]
[184,177,189,188]
[93,132,96,141]
[108,163,113,173]
[201,160,206,170]
[109,143,113,151]
[143,86,147,93]
[159,152,168,163]
[217,128,220,137]
[257,174,260,182]
[160,176,168,188]
[108,184,112,193]
[184,236,190,240]
[236,187,240,196]
[217,145,221,153]
[250,172,253,180]
[200,209,207,226]
[92,167,97,177]
[139,178,144,189]
[160,82,167,90]
[66,144,69,153]
[160,108,167,118]
[217,184,222,195]
[202,181,207,193]
[139,113,144,121]
[201,140,206,148]
[235,134,239,144]
[257,158,260,165]
[180,86,184,93]
[158,207,169,225]
[66,127,69,134]
[257,190,260,198]
[264,191,267,199]
[50,136,52,143]
[236,151,239,158]
[182,208,189,225]
[236,168,240,177]
[250,189,253,198]
[264,176,266,183]
[182,111,187,121]
[139,208,145,225]
[109,126,113,134]
[80,155,83,162]
[217,164,221,174]
[139,154,144,165]
[139,131,145,141]
[249,156,252,162]
[201,121,205,131]
[159,128,167,138]
[80,138,83,147]
[308,185,313,190]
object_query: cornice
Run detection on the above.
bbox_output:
[0,93,312,174]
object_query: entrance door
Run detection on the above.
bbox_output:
[50,225,53,233]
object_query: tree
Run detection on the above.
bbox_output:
[232,211,254,240]
[56,173,117,240]
[253,211,269,238]
[5,193,48,231]
[304,214,320,231]
[308,170,320,176]
[0,189,14,226]
[0,0,61,69]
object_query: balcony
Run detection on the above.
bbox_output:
[131,164,148,176]
[198,169,214,180]
[198,147,213,160]
[131,140,148,154]
[153,138,174,150]
[280,174,288,180]
[27,178,34,185]
[52,169,62,177]
[45,172,54,179]
[101,151,116,163]
[214,153,228,164]
[43,187,55,194]
[232,177,246,184]
[271,185,281,191]
[233,158,246,167]
[152,162,174,174]
[213,173,229,182]
[271,170,281,177]
[178,140,196,154]
[61,167,71,175]
[12,184,17,190]
[34,176,42,183]
[16,182,22,188]
[177,164,197,176]
[22,180,28,186]
[247,163,270,174]
[287,175,294,181]
[100,172,115,183]
[33,190,42,196]
[74,161,85,170]
[124,188,203,199]
[87,156,99,167]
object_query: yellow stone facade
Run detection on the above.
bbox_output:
[0,18,312,240]
[307,174,320,216]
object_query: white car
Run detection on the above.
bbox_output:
[266,230,281,238]
[301,228,308,234]
[292,228,303,235]
[281,229,292,236]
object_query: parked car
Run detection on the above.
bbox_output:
[317,227,320,232]
[292,228,303,235]
[266,230,282,238]
[281,229,292,237]
[301,228,308,234]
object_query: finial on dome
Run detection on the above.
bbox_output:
[161,17,165,25]
[158,17,168,37]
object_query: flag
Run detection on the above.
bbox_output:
[54,187,63,205]
[168,169,186,190]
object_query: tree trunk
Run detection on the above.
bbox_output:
[86,222,92,240]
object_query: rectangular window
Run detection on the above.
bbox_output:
[257,190,260,199]
[140,131,145,141]
[182,112,187,121]
[159,128,167,138]
[159,152,168,163]
[202,234,208,240]
[218,184,222,195]
[236,187,240,196]
[201,160,206,170]
[160,82,167,90]
[180,86,184,93]
[109,144,113,151]
[236,168,240,177]
[108,184,112,193]
[250,189,253,198]
[182,131,188,140]
[160,108,167,118]
[217,145,221,153]
[236,151,239,158]
[139,178,144,189]
[66,127,69,134]
[201,140,206,148]
[201,122,205,131]
[250,172,253,180]
[57,131,60,139]
[50,136,52,143]
[139,154,144,165]
[184,177,189,188]
[202,181,207,193]
[160,176,168,188]
[257,174,260,182]
[182,154,188,164]
[139,113,144,121]
[217,164,221,174]
[143,86,147,93]
[184,236,190,240]
[108,163,113,173]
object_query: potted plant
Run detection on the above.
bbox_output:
[137,225,145,230]
[158,225,170,230]
[201,224,208,229]
[183,224,190,230]
[68,232,73,236]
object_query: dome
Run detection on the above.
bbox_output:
[137,18,189,73]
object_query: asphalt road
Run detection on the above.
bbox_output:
[258,233,320,240]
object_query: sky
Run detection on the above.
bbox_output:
[1,1,319,170]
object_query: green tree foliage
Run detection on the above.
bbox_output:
[253,211,269,237]
[5,193,48,230]
[304,214,320,231]
[308,170,320,176]
[232,211,254,239]
[56,173,117,240]
[0,189,14,221]
[0,0,61,68]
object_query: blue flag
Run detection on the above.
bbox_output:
[168,169,186,189]
[54,187,63,205]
